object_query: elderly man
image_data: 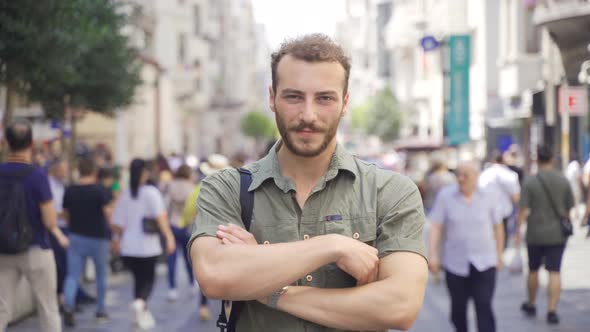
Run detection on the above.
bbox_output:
[429,161,504,332]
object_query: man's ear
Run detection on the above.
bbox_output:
[269,86,276,113]
[341,91,350,117]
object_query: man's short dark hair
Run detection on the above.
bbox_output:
[537,144,554,163]
[78,158,96,177]
[4,119,33,152]
[271,34,351,95]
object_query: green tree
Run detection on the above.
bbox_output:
[366,87,402,143]
[0,0,140,123]
[241,111,276,140]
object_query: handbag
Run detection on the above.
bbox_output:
[142,217,160,234]
[537,175,573,237]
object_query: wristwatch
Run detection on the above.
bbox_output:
[267,286,289,309]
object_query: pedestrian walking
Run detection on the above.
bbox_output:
[516,145,575,325]
[111,158,175,330]
[428,161,504,332]
[0,119,68,332]
[165,165,198,302]
[565,158,583,222]
[479,151,520,248]
[61,158,113,327]
[189,34,428,331]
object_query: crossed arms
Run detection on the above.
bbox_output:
[190,224,428,331]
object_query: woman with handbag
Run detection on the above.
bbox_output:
[111,158,175,330]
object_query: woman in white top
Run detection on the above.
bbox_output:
[112,158,175,330]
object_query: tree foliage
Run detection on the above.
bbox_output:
[241,111,276,139]
[365,87,402,143]
[0,0,140,121]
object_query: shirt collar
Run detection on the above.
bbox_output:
[246,140,358,193]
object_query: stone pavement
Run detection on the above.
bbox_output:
[9,225,590,331]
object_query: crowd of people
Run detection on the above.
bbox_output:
[421,143,587,331]
[0,119,245,331]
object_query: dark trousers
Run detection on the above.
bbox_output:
[446,265,497,332]
[123,256,158,301]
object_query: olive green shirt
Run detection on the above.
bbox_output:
[188,143,427,332]
[520,169,574,245]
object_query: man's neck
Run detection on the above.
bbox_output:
[7,151,32,164]
[277,140,337,186]
[538,163,553,171]
[78,176,96,185]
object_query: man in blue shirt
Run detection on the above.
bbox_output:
[0,119,68,332]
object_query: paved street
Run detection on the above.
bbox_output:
[9,225,590,332]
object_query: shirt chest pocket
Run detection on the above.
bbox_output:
[321,215,377,289]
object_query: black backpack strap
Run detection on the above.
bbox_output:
[217,168,254,332]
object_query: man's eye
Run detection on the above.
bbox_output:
[285,95,302,100]
[318,96,335,102]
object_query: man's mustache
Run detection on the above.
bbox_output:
[290,122,325,132]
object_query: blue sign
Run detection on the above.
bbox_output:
[420,36,440,52]
[445,35,471,146]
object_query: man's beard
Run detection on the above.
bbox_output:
[275,107,341,158]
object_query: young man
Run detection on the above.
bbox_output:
[189,34,428,331]
[429,162,504,332]
[516,145,575,325]
[62,158,113,326]
[0,119,68,332]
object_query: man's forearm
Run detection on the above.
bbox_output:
[191,235,339,301]
[277,264,426,330]
[494,225,504,258]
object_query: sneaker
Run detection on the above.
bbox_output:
[96,312,110,324]
[132,299,145,325]
[63,310,75,328]
[520,302,536,317]
[199,306,211,321]
[138,309,156,330]
[547,312,560,325]
[167,289,178,302]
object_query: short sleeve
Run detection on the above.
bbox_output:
[187,169,241,252]
[428,188,447,225]
[376,172,427,260]
[519,178,532,208]
[62,187,71,210]
[32,171,53,204]
[145,187,166,217]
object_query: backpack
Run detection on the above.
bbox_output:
[216,168,254,332]
[0,165,35,254]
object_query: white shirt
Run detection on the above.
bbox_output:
[429,186,502,276]
[113,185,166,257]
[49,176,66,227]
[478,164,520,218]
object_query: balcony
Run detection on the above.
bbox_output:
[498,55,544,98]
[533,0,590,83]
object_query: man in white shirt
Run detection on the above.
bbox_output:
[479,152,520,248]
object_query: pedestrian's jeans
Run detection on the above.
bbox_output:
[63,234,110,314]
[167,226,208,305]
[0,247,61,332]
[446,265,497,332]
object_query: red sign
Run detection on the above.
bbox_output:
[559,86,588,116]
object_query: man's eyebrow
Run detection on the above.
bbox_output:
[280,88,304,95]
[315,90,339,96]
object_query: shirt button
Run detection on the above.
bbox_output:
[353,232,360,240]
[306,275,313,282]
[303,234,310,240]
[263,241,270,245]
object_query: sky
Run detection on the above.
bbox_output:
[252,0,347,49]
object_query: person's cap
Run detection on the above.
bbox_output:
[199,154,230,176]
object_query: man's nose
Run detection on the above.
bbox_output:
[300,100,318,123]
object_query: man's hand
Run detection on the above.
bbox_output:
[496,259,503,271]
[56,232,69,248]
[330,234,379,286]
[216,224,258,245]
[428,255,441,274]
